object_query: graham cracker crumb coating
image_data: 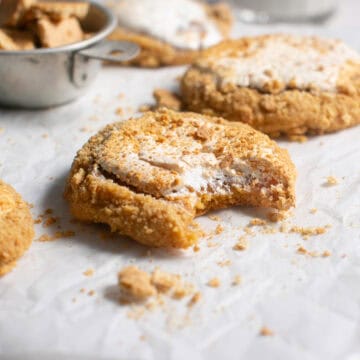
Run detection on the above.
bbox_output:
[0,180,34,276]
[65,109,296,248]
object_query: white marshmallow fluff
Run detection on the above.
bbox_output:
[200,35,359,93]
[114,0,223,50]
[97,121,277,204]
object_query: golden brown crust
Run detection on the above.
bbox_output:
[65,109,296,248]
[181,36,360,137]
[107,2,233,68]
[0,180,34,276]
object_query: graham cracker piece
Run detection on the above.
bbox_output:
[31,1,90,21]
[35,16,84,48]
[0,29,19,50]
[118,266,157,302]
[0,28,34,50]
[0,0,35,27]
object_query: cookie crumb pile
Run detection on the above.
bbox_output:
[118,266,197,304]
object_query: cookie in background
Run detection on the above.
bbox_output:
[181,34,360,137]
[107,0,233,67]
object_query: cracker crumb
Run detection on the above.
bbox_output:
[322,250,331,257]
[297,246,308,255]
[310,208,318,214]
[233,236,248,251]
[115,107,123,116]
[217,259,231,267]
[208,214,221,221]
[151,268,178,293]
[187,292,201,307]
[207,277,221,288]
[83,268,94,277]
[214,224,224,235]
[267,210,290,222]
[290,226,326,239]
[297,246,331,258]
[172,287,187,299]
[193,244,200,252]
[118,266,196,305]
[88,290,96,296]
[325,176,339,186]
[118,266,156,302]
[243,227,255,236]
[207,241,219,248]
[38,234,51,242]
[287,135,308,143]
[43,216,58,227]
[259,326,274,336]
[232,275,242,286]
[249,218,267,226]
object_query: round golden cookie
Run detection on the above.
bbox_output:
[0,180,34,276]
[108,1,232,67]
[65,109,296,249]
[181,34,360,137]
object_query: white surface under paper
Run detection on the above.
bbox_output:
[0,25,360,360]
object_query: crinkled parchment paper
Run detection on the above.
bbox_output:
[0,25,359,360]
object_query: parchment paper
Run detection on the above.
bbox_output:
[0,24,359,360]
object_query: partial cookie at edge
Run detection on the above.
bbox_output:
[0,180,34,276]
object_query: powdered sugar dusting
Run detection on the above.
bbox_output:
[200,35,360,93]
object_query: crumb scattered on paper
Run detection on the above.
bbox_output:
[297,246,332,258]
[248,218,267,226]
[207,277,221,288]
[287,135,308,143]
[232,275,242,286]
[325,176,339,186]
[233,236,248,251]
[217,259,231,267]
[38,230,75,242]
[118,266,197,306]
[267,210,291,222]
[259,326,274,336]
[208,215,221,221]
[188,292,201,307]
[118,266,157,302]
[83,268,94,277]
[214,224,224,235]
